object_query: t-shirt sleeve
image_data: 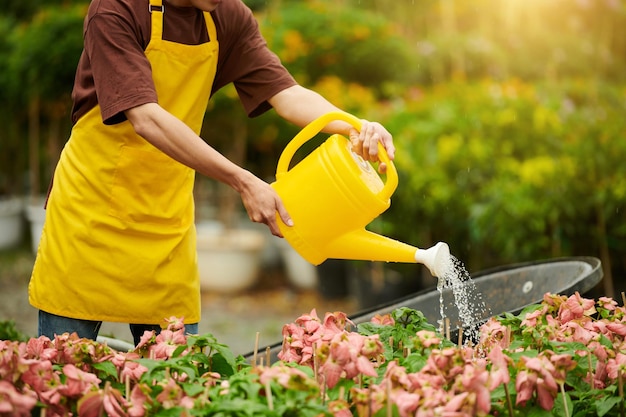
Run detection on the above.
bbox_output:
[212,2,297,118]
[83,11,157,125]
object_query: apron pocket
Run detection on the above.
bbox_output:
[108,145,193,227]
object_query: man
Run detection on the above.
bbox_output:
[29,0,395,345]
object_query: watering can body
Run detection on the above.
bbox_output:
[271,112,450,277]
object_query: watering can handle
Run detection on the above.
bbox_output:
[275,111,398,201]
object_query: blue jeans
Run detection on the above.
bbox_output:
[38,310,199,346]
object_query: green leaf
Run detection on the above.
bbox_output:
[552,389,574,417]
[211,353,237,377]
[525,405,553,417]
[91,361,118,380]
[595,396,622,417]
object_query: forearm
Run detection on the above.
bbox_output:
[269,85,354,135]
[125,102,254,192]
[126,102,291,236]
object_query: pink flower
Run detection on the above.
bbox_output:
[415,330,441,349]
[278,309,355,369]
[257,364,317,391]
[317,332,381,388]
[20,360,62,403]
[549,353,576,384]
[156,378,194,410]
[327,399,353,417]
[459,362,491,414]
[23,336,57,362]
[52,332,101,369]
[135,330,157,351]
[543,293,567,307]
[146,329,188,360]
[0,380,38,417]
[120,359,149,383]
[521,306,548,328]
[515,369,537,406]
[559,320,594,344]
[322,311,353,334]
[164,316,185,332]
[422,347,466,379]
[391,390,421,417]
[352,385,385,417]
[598,296,617,311]
[515,354,559,410]
[295,309,323,334]
[443,391,469,413]
[58,363,101,397]
[607,352,626,380]
[606,321,626,337]
[558,292,596,324]
[127,384,149,417]
[487,344,511,390]
[318,352,344,388]
[77,382,130,417]
[371,313,395,326]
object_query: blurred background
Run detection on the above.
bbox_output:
[1,0,625,351]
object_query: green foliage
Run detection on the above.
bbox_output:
[0,3,86,196]
[4,0,82,21]
[347,0,626,84]
[258,0,416,95]
[0,320,28,342]
[2,0,626,279]
[382,79,626,270]
[7,3,86,103]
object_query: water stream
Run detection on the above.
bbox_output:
[437,254,490,343]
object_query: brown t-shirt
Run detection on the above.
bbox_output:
[71,0,297,125]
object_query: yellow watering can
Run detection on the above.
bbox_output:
[271,111,450,277]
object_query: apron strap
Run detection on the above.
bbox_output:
[203,11,217,42]
[149,0,164,43]
[149,0,163,12]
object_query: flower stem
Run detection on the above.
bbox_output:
[264,379,274,411]
[503,382,514,417]
[386,378,392,417]
[619,369,624,417]
[587,351,594,389]
[560,382,570,417]
[252,331,260,367]
[313,342,318,381]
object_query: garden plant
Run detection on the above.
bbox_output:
[1,291,626,416]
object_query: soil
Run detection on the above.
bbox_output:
[0,245,357,356]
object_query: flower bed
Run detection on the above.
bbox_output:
[1,292,625,416]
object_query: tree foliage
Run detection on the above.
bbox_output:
[1,0,626,295]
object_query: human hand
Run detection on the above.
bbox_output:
[349,120,395,173]
[238,173,293,237]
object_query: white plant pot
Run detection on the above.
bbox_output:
[0,197,24,250]
[25,199,47,254]
[196,225,265,293]
[276,238,318,290]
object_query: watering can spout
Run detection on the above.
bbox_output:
[414,241,451,278]
[325,230,451,277]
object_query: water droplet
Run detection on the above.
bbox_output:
[437,255,490,344]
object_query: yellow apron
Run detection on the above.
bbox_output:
[29,0,218,326]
